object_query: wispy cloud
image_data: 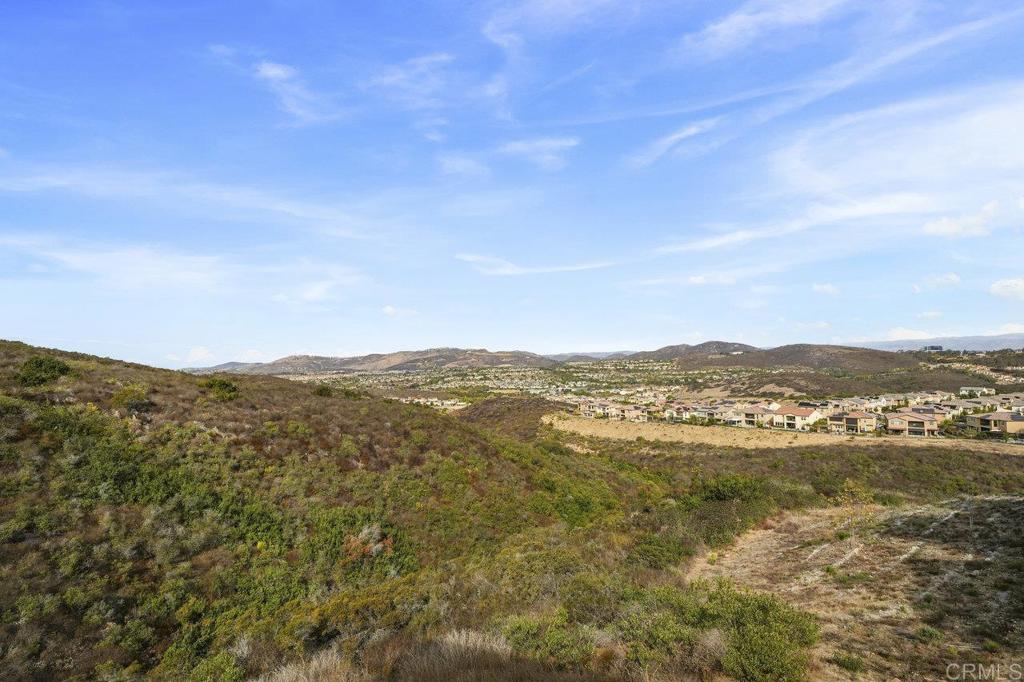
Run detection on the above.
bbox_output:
[498,137,580,170]
[990,278,1024,301]
[456,253,612,276]
[922,200,999,237]
[917,310,942,319]
[252,60,343,125]
[628,118,717,168]
[886,326,934,341]
[680,0,855,60]
[657,193,932,253]
[0,165,376,238]
[437,153,490,178]
[368,53,455,110]
[912,273,960,294]
[4,235,364,304]
[811,283,839,295]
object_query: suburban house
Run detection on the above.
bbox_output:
[960,386,997,397]
[742,405,774,428]
[827,411,879,434]
[624,406,649,422]
[771,404,824,431]
[885,412,940,437]
[964,412,1024,435]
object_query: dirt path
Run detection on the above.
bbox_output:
[688,497,1024,681]
[543,414,1024,454]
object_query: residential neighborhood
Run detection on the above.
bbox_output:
[568,389,1024,439]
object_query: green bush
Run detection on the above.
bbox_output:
[561,572,624,624]
[500,612,595,668]
[111,382,152,412]
[200,377,238,401]
[17,355,71,386]
[629,532,689,569]
[829,652,865,672]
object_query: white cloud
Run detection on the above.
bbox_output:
[381,304,417,318]
[680,0,854,60]
[457,253,611,276]
[628,118,717,168]
[797,320,832,330]
[437,153,490,178]
[0,166,374,239]
[41,246,228,291]
[773,80,1024,206]
[253,60,341,125]
[912,273,960,293]
[916,310,942,319]
[498,137,580,170]
[185,346,215,364]
[811,282,839,295]
[990,278,1024,301]
[886,327,933,341]
[922,200,999,237]
[658,193,932,253]
[991,323,1024,334]
[369,53,455,110]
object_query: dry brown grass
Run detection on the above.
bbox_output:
[256,630,629,682]
[544,414,1024,455]
[688,496,1024,681]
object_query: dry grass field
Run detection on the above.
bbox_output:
[544,414,1024,455]
[688,497,1024,680]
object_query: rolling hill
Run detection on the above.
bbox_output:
[3,339,1023,680]
[630,341,760,361]
[857,332,1024,352]
[188,347,559,375]
[672,343,919,372]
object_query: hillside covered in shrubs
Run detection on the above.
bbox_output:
[2,340,1021,681]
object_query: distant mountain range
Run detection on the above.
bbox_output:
[187,348,557,375]
[187,333,1024,376]
[543,351,636,362]
[854,333,1024,352]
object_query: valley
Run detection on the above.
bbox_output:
[2,339,1023,681]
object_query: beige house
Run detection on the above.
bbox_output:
[771,404,824,431]
[742,405,774,428]
[827,411,879,434]
[885,412,939,437]
[964,412,1024,435]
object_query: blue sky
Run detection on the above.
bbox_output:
[2,0,1023,367]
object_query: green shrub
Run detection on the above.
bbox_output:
[189,651,245,682]
[695,473,766,502]
[312,384,333,397]
[111,382,152,412]
[629,532,689,569]
[706,584,818,682]
[501,612,595,668]
[17,355,71,386]
[561,572,624,624]
[829,652,865,672]
[616,609,695,665]
[200,377,238,401]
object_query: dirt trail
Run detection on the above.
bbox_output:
[543,414,1024,454]
[688,497,1024,681]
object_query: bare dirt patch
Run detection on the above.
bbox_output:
[688,497,1024,681]
[543,414,1024,455]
